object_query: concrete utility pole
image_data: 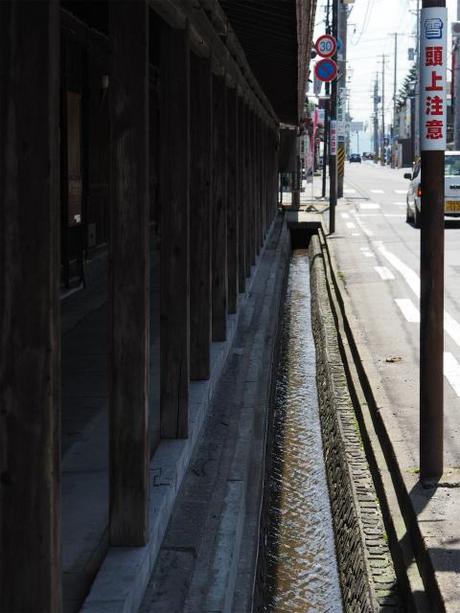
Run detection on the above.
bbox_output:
[329,0,338,233]
[415,0,421,158]
[454,0,460,148]
[391,33,398,167]
[420,0,447,482]
[373,74,379,160]
[380,55,386,165]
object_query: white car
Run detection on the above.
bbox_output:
[405,151,460,227]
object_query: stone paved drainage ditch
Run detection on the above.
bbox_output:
[263,251,343,612]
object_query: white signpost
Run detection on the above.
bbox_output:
[330,120,337,156]
[420,7,447,151]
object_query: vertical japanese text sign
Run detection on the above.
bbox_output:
[420,7,447,151]
[330,120,337,156]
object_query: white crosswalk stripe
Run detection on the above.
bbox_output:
[375,266,395,280]
[395,298,420,323]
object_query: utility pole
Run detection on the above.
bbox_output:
[420,0,447,482]
[337,0,348,198]
[390,33,398,167]
[380,55,386,165]
[454,0,460,148]
[373,74,379,161]
[329,0,338,233]
[415,0,421,158]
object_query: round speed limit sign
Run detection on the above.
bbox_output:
[315,34,337,58]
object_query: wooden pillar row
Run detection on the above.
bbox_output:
[238,95,247,293]
[261,123,269,242]
[160,25,190,437]
[244,103,252,278]
[212,74,228,340]
[249,108,256,266]
[1,2,61,611]
[190,54,212,380]
[253,113,259,256]
[227,86,239,313]
[109,0,150,546]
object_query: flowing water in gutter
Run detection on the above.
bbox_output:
[265,251,343,612]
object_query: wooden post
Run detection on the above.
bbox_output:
[0,2,61,610]
[190,53,212,380]
[109,0,150,545]
[212,74,228,340]
[244,103,253,277]
[160,25,190,437]
[227,86,239,313]
[238,96,247,293]
[256,117,262,251]
[250,109,257,264]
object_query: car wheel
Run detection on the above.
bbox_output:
[406,203,412,224]
[414,204,421,228]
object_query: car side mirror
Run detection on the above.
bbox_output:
[403,173,412,179]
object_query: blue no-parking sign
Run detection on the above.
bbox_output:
[314,58,338,82]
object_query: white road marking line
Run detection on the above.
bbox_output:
[383,214,405,218]
[360,247,375,258]
[360,202,381,209]
[395,298,420,323]
[444,313,460,348]
[341,212,350,219]
[375,266,395,280]
[393,202,406,207]
[444,352,460,397]
[376,241,460,348]
[352,214,374,237]
[344,188,357,194]
[371,189,384,194]
[346,222,356,229]
[375,242,419,296]
[395,189,407,194]
[351,233,361,236]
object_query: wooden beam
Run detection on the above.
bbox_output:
[0,2,61,610]
[244,103,252,277]
[190,53,212,380]
[212,74,228,340]
[160,25,190,437]
[109,0,150,546]
[227,87,239,313]
[249,109,256,266]
[237,96,247,293]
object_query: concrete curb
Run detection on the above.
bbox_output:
[80,215,282,613]
[309,234,401,611]
[320,225,445,611]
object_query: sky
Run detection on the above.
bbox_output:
[310,0,458,152]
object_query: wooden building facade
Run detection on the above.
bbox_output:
[0,1,315,611]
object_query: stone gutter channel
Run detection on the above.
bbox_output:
[113,213,437,612]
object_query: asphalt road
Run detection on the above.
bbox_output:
[330,161,460,469]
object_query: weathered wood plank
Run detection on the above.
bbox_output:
[109,0,150,545]
[212,74,228,340]
[249,109,256,266]
[227,87,239,313]
[244,104,253,277]
[0,2,61,610]
[160,25,190,437]
[238,96,247,293]
[190,53,212,380]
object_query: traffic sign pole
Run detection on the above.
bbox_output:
[420,0,446,483]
